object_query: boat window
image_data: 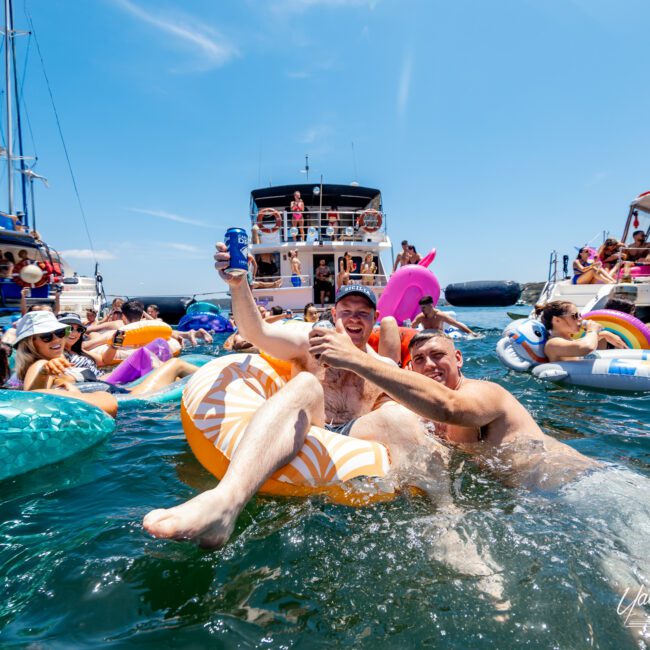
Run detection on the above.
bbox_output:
[254,253,281,279]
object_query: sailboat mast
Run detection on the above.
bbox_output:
[9,0,27,227]
[3,0,13,215]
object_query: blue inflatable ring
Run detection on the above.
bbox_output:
[0,391,116,481]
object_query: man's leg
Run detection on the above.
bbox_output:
[143,372,326,547]
[349,402,450,477]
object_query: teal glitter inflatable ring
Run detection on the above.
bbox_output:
[0,391,116,481]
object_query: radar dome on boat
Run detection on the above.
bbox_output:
[19,264,44,285]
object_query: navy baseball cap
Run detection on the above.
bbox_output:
[334,284,377,308]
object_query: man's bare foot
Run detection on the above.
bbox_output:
[142,490,240,549]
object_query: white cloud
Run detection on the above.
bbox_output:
[129,207,216,228]
[272,0,379,12]
[156,242,203,254]
[287,70,311,79]
[111,0,238,71]
[397,48,413,119]
[299,124,333,144]
[60,249,116,261]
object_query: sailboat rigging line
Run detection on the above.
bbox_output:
[25,8,97,264]
[17,32,36,162]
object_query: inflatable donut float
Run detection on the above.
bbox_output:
[181,353,395,505]
[582,309,650,350]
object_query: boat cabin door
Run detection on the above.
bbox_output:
[313,254,335,306]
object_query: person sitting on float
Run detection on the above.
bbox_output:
[302,302,319,323]
[412,295,476,336]
[58,311,118,372]
[12,311,198,407]
[596,238,624,274]
[541,301,627,362]
[572,248,616,284]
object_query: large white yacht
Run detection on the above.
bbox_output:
[538,190,650,321]
[248,183,394,312]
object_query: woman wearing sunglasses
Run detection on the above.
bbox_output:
[12,312,197,408]
[572,248,616,284]
[541,301,626,362]
[58,312,117,375]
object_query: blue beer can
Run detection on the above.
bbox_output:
[225,227,249,275]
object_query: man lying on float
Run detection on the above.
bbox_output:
[142,243,447,548]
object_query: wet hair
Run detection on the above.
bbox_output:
[121,300,144,323]
[270,305,283,315]
[0,343,10,385]
[603,297,636,315]
[540,301,575,331]
[408,331,453,352]
[418,295,434,306]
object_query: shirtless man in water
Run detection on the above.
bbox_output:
[309,328,599,490]
[412,295,476,336]
[142,244,443,547]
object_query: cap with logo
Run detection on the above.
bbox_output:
[334,284,377,308]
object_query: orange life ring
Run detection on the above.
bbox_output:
[358,209,383,233]
[257,208,282,234]
[12,259,49,288]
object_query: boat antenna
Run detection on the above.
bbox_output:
[351,141,358,183]
[25,6,98,264]
[299,154,309,181]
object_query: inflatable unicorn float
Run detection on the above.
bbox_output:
[496,310,650,392]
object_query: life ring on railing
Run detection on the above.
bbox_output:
[12,259,49,288]
[358,209,383,233]
[257,208,282,234]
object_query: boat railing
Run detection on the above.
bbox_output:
[251,209,387,243]
[251,273,389,290]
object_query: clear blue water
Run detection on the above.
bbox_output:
[1,308,649,648]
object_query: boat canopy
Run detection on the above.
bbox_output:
[250,184,382,211]
[631,191,650,213]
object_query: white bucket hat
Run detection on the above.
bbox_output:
[13,311,68,347]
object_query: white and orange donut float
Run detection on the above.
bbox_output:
[181,353,395,505]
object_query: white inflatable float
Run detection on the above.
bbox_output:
[496,313,650,392]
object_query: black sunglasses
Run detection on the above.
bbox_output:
[37,327,70,342]
[69,325,86,334]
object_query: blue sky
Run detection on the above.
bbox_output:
[5,0,650,297]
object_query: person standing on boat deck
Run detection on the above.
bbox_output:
[360,253,377,287]
[289,249,302,287]
[326,207,339,240]
[406,245,421,265]
[308,328,600,491]
[290,191,305,242]
[315,258,333,307]
[392,240,410,272]
[142,250,445,548]
[412,296,476,336]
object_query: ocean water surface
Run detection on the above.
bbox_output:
[1,307,649,648]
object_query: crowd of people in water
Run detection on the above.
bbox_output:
[572,230,649,284]
[0,296,217,416]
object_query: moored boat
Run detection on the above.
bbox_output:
[248,183,393,311]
